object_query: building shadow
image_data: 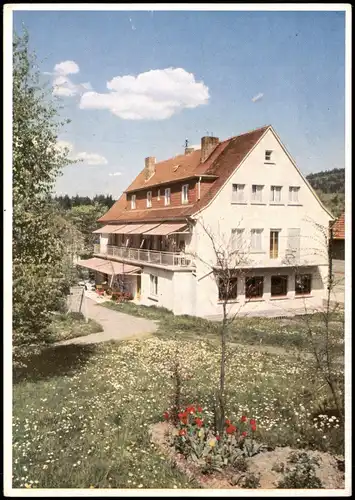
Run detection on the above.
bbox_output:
[13,343,99,384]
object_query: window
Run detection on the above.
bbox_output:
[265,150,273,162]
[271,275,288,297]
[147,191,152,208]
[250,229,263,251]
[157,189,160,200]
[289,186,300,203]
[232,184,245,203]
[150,274,158,296]
[270,230,280,259]
[218,277,238,301]
[270,186,282,203]
[251,185,264,202]
[165,187,171,206]
[245,277,264,299]
[295,274,312,295]
[231,228,244,252]
[182,184,189,204]
[131,194,136,210]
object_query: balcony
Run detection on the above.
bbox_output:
[215,251,324,270]
[94,244,194,269]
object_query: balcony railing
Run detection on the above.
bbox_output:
[94,244,194,268]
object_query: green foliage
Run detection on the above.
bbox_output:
[12,30,74,352]
[276,451,323,489]
[240,472,261,488]
[169,407,263,475]
[306,168,345,194]
[48,312,103,343]
[66,203,107,256]
[53,194,115,210]
[306,168,345,217]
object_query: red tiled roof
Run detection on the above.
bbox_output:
[98,125,270,223]
[332,212,345,239]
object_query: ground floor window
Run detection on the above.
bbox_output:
[271,275,288,297]
[245,276,264,299]
[295,274,312,295]
[150,274,158,296]
[218,277,238,301]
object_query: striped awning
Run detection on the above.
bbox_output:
[92,224,127,234]
[127,223,161,234]
[124,224,147,234]
[77,258,141,275]
[143,222,188,236]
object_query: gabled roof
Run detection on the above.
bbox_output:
[332,212,345,239]
[98,125,269,223]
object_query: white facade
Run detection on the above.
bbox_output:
[96,128,333,318]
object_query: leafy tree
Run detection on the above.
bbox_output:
[66,203,108,257]
[12,30,74,351]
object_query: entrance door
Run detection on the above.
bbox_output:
[136,275,141,300]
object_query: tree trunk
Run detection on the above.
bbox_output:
[217,302,228,434]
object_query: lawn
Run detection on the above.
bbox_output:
[103,301,344,356]
[13,334,344,489]
[48,312,103,343]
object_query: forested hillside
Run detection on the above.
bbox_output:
[306,168,345,217]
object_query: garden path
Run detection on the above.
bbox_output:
[55,298,158,346]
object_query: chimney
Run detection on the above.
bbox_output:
[185,147,195,155]
[200,136,219,162]
[144,156,156,180]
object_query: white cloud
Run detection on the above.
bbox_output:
[79,67,209,120]
[108,172,123,177]
[54,60,80,75]
[54,141,108,166]
[75,152,108,165]
[251,93,264,103]
[46,60,92,97]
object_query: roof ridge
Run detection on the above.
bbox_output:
[154,125,270,166]
[223,124,271,143]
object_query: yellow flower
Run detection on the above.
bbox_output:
[208,439,216,448]
[24,484,32,489]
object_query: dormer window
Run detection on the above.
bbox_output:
[182,184,189,204]
[131,194,136,210]
[265,150,273,162]
[147,191,152,208]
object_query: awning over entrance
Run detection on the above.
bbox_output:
[92,224,127,234]
[77,257,141,275]
[143,222,188,236]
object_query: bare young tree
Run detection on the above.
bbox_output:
[186,217,257,435]
[275,216,344,420]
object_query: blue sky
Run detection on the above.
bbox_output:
[13,9,345,199]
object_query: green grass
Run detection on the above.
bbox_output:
[102,301,344,355]
[13,337,344,489]
[48,312,103,343]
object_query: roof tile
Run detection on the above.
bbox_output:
[98,125,270,223]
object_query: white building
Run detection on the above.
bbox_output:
[79,125,334,318]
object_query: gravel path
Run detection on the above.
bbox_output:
[56,298,158,346]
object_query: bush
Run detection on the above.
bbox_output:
[276,451,323,489]
[110,291,133,302]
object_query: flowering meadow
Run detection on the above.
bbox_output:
[12,335,344,489]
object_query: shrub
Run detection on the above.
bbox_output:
[276,451,323,489]
[240,472,261,488]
